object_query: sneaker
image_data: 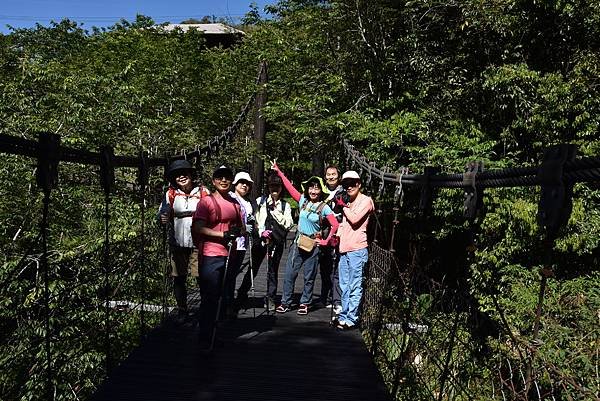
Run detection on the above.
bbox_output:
[297,304,309,315]
[336,321,355,331]
[275,304,290,313]
[333,305,342,315]
[325,303,333,309]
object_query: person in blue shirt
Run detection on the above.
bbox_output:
[270,161,339,315]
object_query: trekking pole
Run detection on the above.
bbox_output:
[162,224,171,323]
[265,239,274,314]
[329,249,336,324]
[210,240,234,352]
[330,248,340,325]
[248,236,256,318]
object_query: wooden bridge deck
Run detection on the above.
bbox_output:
[93,236,391,401]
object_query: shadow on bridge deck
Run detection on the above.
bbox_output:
[92,240,391,401]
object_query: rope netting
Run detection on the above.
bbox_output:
[353,132,600,400]
[362,237,596,401]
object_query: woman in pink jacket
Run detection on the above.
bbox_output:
[333,171,374,330]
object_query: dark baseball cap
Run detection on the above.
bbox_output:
[212,165,234,180]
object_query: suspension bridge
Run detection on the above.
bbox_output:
[1,62,599,401]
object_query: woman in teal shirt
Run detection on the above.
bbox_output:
[271,161,339,315]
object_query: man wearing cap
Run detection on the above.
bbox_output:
[319,165,343,314]
[192,165,244,348]
[158,160,210,322]
[334,170,374,330]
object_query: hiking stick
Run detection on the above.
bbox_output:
[162,224,171,323]
[265,239,275,314]
[248,236,256,318]
[330,249,339,325]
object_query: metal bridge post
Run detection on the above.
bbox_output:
[537,144,576,239]
[525,144,577,391]
[419,166,439,218]
[36,132,60,400]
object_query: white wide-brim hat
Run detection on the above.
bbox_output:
[233,171,254,185]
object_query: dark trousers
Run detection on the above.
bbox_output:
[237,239,285,300]
[319,245,341,306]
[197,255,236,341]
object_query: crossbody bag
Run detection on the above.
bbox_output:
[297,200,325,252]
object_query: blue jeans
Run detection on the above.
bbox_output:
[280,244,320,306]
[338,247,368,326]
[197,255,237,341]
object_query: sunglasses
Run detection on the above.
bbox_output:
[237,180,252,186]
[342,180,359,189]
[214,176,233,182]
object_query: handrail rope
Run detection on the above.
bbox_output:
[0,95,252,168]
[342,139,600,189]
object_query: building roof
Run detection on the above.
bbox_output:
[157,23,244,36]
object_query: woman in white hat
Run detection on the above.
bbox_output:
[227,171,258,314]
[333,170,374,330]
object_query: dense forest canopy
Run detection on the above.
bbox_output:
[0,0,598,400]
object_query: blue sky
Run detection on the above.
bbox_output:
[1,0,276,34]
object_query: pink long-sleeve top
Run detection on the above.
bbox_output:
[338,192,374,253]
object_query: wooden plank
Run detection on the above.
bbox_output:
[93,238,391,401]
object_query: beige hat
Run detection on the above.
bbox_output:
[232,171,254,185]
[341,170,360,181]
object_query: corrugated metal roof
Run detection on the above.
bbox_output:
[158,23,244,35]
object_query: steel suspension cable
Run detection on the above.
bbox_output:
[342,139,600,189]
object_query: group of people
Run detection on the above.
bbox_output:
[158,159,374,349]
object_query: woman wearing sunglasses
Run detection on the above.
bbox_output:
[333,171,374,330]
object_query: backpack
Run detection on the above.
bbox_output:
[167,186,209,210]
[260,196,289,244]
[299,198,326,237]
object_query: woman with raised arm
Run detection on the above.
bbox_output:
[271,161,339,316]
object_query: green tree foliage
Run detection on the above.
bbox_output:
[0,16,259,400]
[1,0,599,399]
[248,1,599,398]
